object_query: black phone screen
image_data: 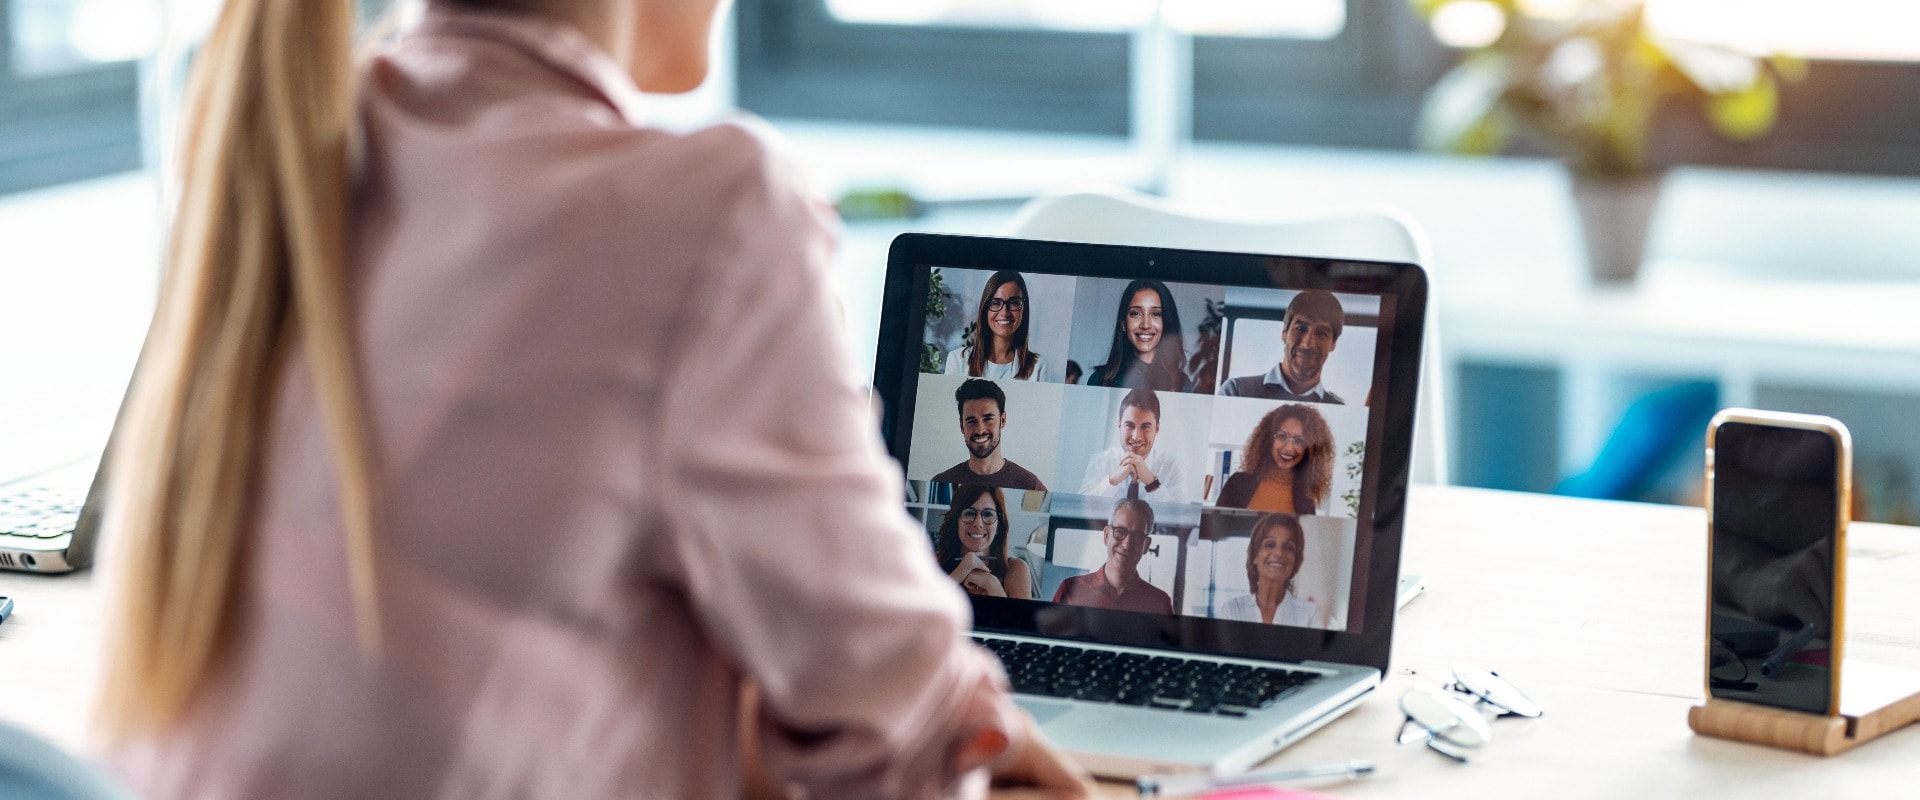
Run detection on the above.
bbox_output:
[1708,421,1841,714]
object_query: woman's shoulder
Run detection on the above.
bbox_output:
[1280,593,1320,627]
[599,118,815,210]
[1025,353,1051,380]
[597,119,837,280]
[1217,472,1255,505]
[1218,594,1257,620]
[943,347,971,375]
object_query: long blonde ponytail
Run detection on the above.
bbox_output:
[96,0,382,739]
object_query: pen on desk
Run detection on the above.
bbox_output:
[1136,760,1375,797]
[1759,621,1819,678]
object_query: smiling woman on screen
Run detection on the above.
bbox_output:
[1218,514,1322,628]
[1216,403,1334,515]
[945,270,1050,381]
[1088,279,1186,391]
[935,484,1033,600]
[90,1,1090,798]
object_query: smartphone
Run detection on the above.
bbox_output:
[1705,409,1850,716]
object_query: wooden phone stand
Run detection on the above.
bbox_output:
[1690,686,1920,756]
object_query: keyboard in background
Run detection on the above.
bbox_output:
[972,636,1318,718]
[0,459,93,571]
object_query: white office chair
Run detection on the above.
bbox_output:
[1007,186,1448,485]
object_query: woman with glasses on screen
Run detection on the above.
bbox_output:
[945,270,1050,381]
[935,484,1033,600]
[1218,514,1322,628]
[1088,279,1186,391]
[91,1,1090,798]
[1215,404,1334,515]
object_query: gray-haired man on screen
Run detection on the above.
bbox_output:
[1219,289,1345,404]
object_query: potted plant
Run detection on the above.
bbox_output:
[1409,0,1803,284]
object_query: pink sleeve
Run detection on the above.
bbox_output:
[652,126,1019,800]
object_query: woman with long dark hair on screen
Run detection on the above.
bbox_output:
[1217,514,1322,628]
[944,270,1049,381]
[1215,404,1335,515]
[91,1,1090,798]
[1088,278,1185,391]
[935,484,1033,600]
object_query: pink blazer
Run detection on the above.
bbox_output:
[110,7,1015,799]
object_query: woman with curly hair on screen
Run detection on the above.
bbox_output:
[1215,403,1334,515]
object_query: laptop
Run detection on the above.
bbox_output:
[873,233,1427,777]
[0,450,109,574]
[0,403,122,574]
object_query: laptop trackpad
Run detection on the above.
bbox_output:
[1014,697,1074,725]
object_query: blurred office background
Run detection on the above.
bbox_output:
[3,0,1918,520]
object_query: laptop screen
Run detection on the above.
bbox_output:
[875,234,1425,671]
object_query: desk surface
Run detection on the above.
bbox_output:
[7,485,1920,798]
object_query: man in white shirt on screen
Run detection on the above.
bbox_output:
[1079,388,1189,504]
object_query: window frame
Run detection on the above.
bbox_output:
[735,0,1920,176]
[0,0,143,195]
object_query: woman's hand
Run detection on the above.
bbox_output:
[961,568,1007,597]
[989,709,1096,799]
[950,551,990,584]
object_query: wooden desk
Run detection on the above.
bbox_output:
[7,485,1920,797]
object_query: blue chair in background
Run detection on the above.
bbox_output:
[0,722,129,800]
[1555,382,1720,502]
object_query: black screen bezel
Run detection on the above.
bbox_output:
[875,233,1428,674]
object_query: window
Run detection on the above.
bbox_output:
[738,0,1437,145]
[1646,0,1920,63]
[735,0,1920,175]
[0,0,146,194]
[823,0,1346,39]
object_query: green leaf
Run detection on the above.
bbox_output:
[1708,69,1779,141]
[1415,56,1514,155]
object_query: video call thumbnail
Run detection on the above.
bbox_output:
[911,485,1358,632]
[921,266,1380,401]
[907,265,1389,633]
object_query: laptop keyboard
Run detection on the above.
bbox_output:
[972,636,1319,718]
[0,467,89,543]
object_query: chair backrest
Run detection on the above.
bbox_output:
[0,722,131,800]
[1006,186,1448,485]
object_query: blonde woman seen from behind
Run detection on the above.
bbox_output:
[94,1,1092,798]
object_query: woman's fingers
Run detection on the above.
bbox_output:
[992,712,1096,798]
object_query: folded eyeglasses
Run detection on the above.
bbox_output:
[1396,663,1543,762]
